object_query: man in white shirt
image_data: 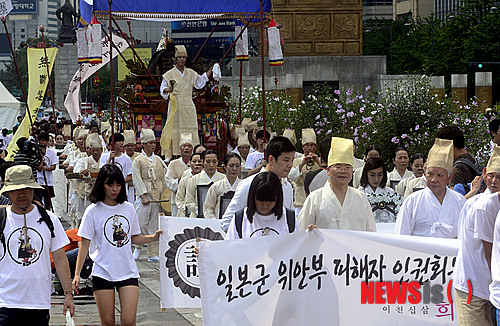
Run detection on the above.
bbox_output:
[164,133,193,217]
[37,132,58,211]
[221,135,296,232]
[245,129,270,176]
[298,137,376,232]
[0,165,74,324]
[99,133,133,199]
[0,128,12,151]
[395,138,466,238]
[453,145,500,325]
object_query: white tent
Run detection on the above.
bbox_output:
[0,81,21,129]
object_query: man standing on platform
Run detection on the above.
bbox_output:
[132,129,167,262]
[160,45,213,160]
[165,133,193,217]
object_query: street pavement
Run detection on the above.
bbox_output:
[49,218,203,325]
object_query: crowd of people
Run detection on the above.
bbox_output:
[2,112,500,326]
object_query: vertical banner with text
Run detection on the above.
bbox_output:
[199,230,460,326]
[159,216,225,308]
[7,47,57,160]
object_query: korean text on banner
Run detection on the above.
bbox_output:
[7,47,58,161]
[199,230,459,326]
[159,216,225,309]
[0,0,13,17]
[64,35,129,123]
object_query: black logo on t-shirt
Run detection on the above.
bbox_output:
[104,214,130,247]
[249,227,279,238]
[7,227,43,266]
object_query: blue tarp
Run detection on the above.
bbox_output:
[80,0,271,25]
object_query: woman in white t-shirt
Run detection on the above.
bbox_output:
[72,164,161,326]
[225,171,299,240]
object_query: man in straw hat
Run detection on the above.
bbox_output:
[0,165,75,323]
[132,129,167,262]
[165,133,194,217]
[453,144,500,326]
[288,129,321,215]
[395,138,466,238]
[298,137,376,231]
[160,45,213,160]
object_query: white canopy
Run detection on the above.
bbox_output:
[0,81,21,129]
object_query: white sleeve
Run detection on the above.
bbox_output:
[288,165,301,182]
[123,156,133,177]
[160,79,169,100]
[475,207,496,243]
[99,153,109,168]
[73,158,85,173]
[194,72,209,89]
[394,198,413,235]
[49,212,70,252]
[221,181,250,232]
[48,150,58,166]
[165,165,180,193]
[224,214,239,240]
[77,205,95,241]
[298,194,315,231]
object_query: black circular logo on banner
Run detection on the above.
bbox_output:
[165,227,224,298]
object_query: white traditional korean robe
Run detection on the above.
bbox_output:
[386,169,414,188]
[185,170,225,218]
[403,175,427,198]
[298,182,376,231]
[395,187,466,238]
[165,157,190,216]
[203,176,241,219]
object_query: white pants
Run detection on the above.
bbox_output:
[134,195,160,256]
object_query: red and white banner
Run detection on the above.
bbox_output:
[199,230,460,326]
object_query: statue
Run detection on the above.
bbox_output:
[56,0,79,43]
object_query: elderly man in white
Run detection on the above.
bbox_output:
[395,138,466,238]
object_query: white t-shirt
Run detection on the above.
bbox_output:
[78,201,140,281]
[490,208,500,309]
[37,147,58,186]
[99,152,133,179]
[225,207,299,240]
[0,206,68,309]
[454,193,499,300]
[245,151,265,170]
[0,134,12,150]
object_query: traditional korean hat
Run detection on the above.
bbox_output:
[234,127,246,138]
[86,133,102,149]
[283,129,296,145]
[241,118,252,130]
[62,125,72,138]
[487,144,500,174]
[140,128,155,143]
[78,129,89,140]
[179,133,193,146]
[123,130,136,146]
[101,121,110,134]
[238,132,251,147]
[301,128,316,145]
[328,137,354,167]
[175,45,187,57]
[427,138,454,173]
[72,126,82,139]
[270,131,277,139]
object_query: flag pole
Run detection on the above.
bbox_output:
[40,26,58,134]
[260,0,267,143]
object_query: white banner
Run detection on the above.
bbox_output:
[159,216,225,308]
[199,230,459,326]
[64,35,129,123]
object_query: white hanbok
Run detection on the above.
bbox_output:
[395,187,466,238]
[298,182,376,231]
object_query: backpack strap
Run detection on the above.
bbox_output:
[285,208,296,233]
[234,209,245,239]
[34,202,55,238]
[0,207,7,249]
[453,158,482,176]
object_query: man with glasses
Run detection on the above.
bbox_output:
[298,137,376,231]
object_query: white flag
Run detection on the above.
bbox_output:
[64,35,129,123]
[0,0,13,17]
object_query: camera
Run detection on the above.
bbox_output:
[22,140,42,161]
